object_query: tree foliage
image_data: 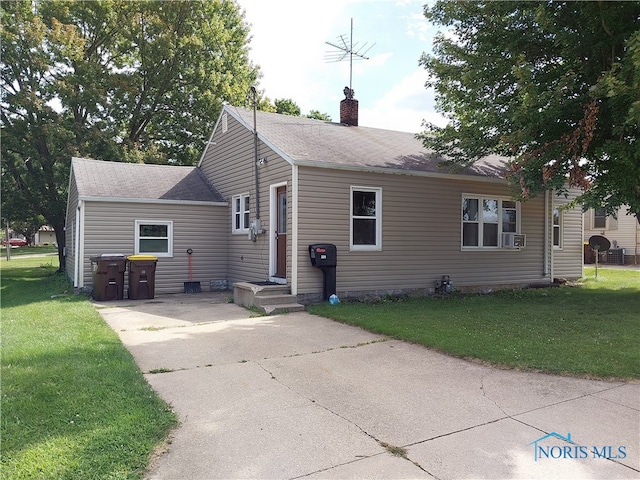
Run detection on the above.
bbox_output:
[306,110,332,122]
[274,98,301,116]
[1,0,259,269]
[419,1,640,219]
[9,214,46,246]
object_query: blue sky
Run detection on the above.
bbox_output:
[235,0,447,133]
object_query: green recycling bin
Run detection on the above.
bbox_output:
[127,255,158,300]
[90,254,127,301]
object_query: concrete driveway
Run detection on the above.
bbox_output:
[96,292,639,480]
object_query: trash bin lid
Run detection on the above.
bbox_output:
[127,255,158,261]
[92,254,127,261]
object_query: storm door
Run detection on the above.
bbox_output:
[275,186,287,278]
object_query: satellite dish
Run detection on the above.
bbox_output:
[588,235,611,251]
[588,235,610,278]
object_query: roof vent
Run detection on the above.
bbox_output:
[221,113,228,133]
[340,87,358,126]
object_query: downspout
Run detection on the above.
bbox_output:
[251,86,260,220]
[543,190,550,278]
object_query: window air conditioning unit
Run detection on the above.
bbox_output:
[502,233,526,248]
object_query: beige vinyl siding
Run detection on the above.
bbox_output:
[584,207,640,262]
[80,201,227,294]
[200,112,293,284]
[552,190,583,279]
[297,167,549,297]
[65,172,80,279]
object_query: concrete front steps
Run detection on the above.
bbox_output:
[233,282,305,315]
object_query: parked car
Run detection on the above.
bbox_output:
[2,238,27,246]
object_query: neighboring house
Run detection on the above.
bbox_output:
[66,98,584,301]
[35,225,56,245]
[584,207,640,265]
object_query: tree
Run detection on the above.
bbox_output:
[257,96,331,121]
[419,1,640,219]
[274,98,301,116]
[306,110,332,122]
[9,215,46,246]
[1,0,259,270]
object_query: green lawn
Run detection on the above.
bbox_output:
[1,257,177,480]
[1,244,58,257]
[309,267,640,380]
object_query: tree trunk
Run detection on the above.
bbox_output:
[54,222,66,273]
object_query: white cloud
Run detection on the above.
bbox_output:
[361,68,447,132]
[235,0,445,131]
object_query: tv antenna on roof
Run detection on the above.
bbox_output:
[325,18,375,94]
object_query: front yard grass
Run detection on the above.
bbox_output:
[1,257,177,479]
[1,244,58,257]
[309,267,640,380]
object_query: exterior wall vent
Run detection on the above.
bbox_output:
[221,113,228,134]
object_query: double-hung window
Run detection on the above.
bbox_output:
[232,194,250,233]
[593,207,607,229]
[590,207,617,231]
[135,220,173,257]
[462,195,520,249]
[553,207,563,248]
[350,187,382,250]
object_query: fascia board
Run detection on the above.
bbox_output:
[78,196,228,207]
[293,159,507,184]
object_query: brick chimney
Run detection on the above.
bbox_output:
[340,86,358,126]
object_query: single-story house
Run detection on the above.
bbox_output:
[65,96,584,302]
[583,207,640,265]
[35,225,57,245]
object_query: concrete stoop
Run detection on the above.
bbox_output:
[233,282,305,315]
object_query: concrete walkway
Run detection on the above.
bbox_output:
[96,293,639,480]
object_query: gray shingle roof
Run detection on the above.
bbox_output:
[72,157,224,203]
[225,106,509,179]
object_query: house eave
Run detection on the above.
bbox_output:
[291,159,508,184]
[78,196,228,207]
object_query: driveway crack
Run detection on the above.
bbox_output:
[282,338,390,359]
[255,359,435,478]
[480,373,510,417]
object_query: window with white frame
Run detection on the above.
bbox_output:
[553,207,563,248]
[351,187,382,250]
[232,194,250,233]
[135,220,173,257]
[462,195,520,248]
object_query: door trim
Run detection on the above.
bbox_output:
[269,182,288,284]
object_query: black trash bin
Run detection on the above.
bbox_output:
[90,254,127,301]
[309,244,337,301]
[127,255,158,300]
